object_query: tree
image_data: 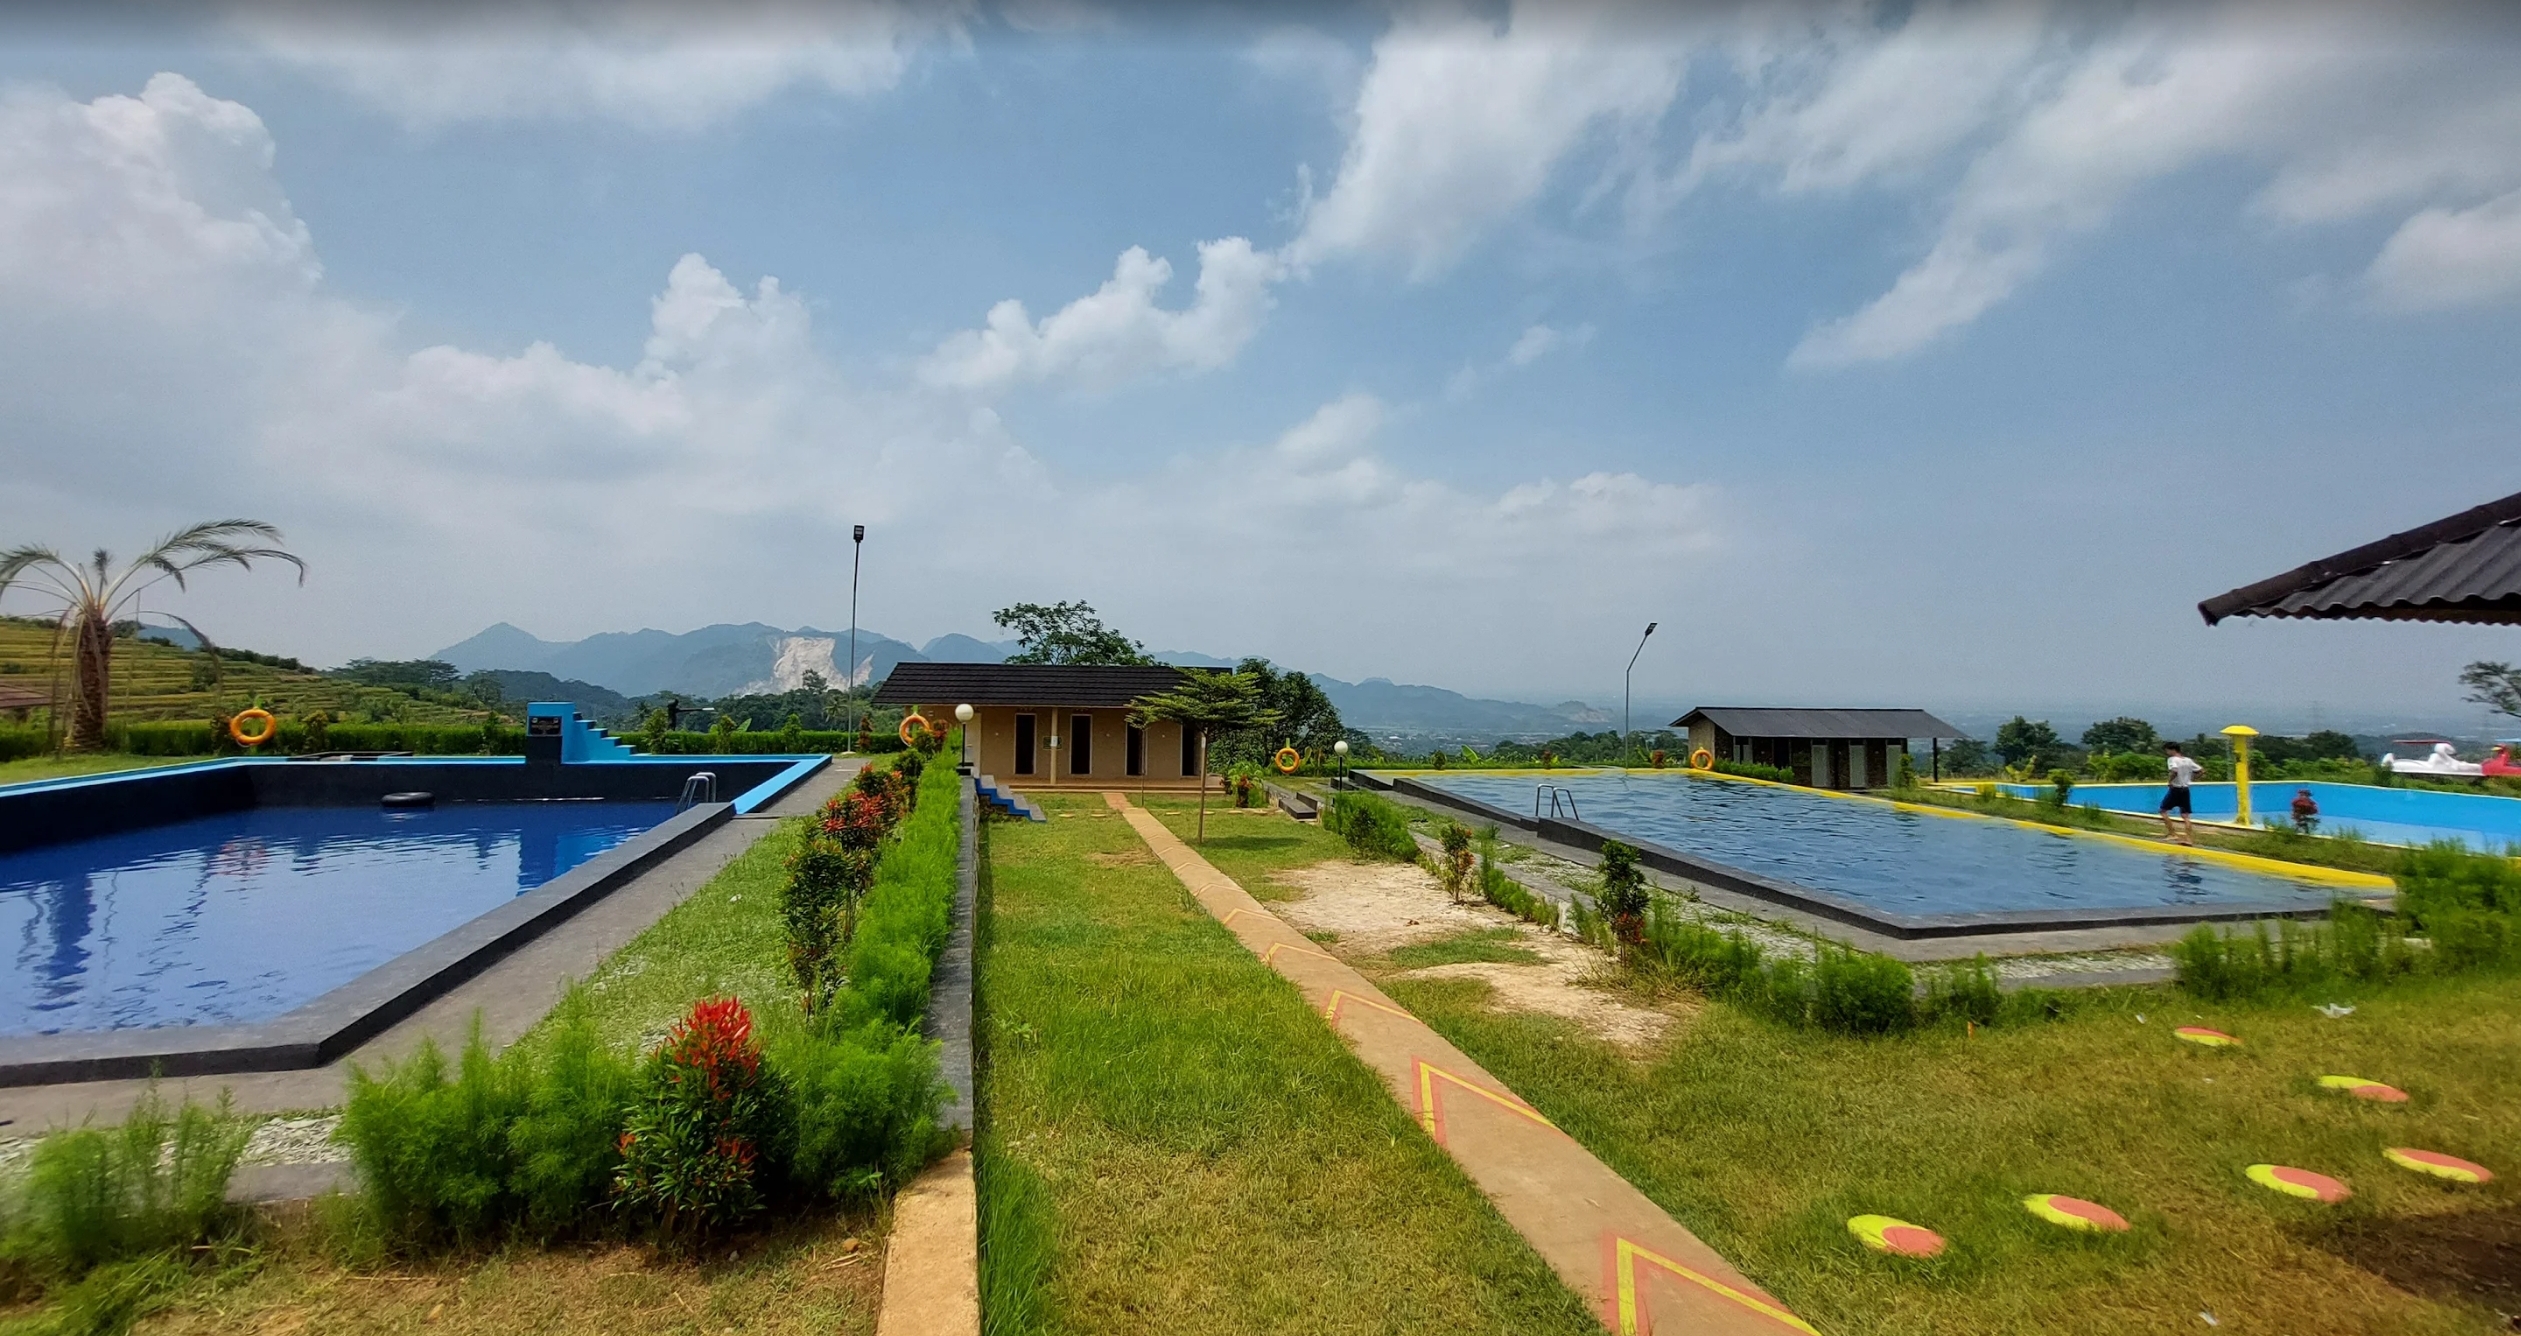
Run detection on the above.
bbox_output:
[1212,658,1347,769]
[1993,717,2062,766]
[2463,661,2521,719]
[1596,840,1650,957]
[0,521,302,751]
[336,659,460,691]
[2080,716,2157,755]
[992,600,1153,666]
[1130,670,1279,843]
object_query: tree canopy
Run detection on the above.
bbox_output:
[2463,661,2521,719]
[992,600,1153,666]
[1992,716,2063,765]
[2080,716,2158,754]
[1130,669,1279,842]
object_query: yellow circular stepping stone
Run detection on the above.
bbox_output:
[1848,1215,1944,1257]
[2024,1194,2129,1233]
[2383,1148,2492,1184]
[2175,1026,2241,1048]
[2246,1164,2350,1202]
[2315,1075,2408,1103]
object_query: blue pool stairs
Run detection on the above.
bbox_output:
[975,774,1046,822]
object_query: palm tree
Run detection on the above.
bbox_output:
[0,521,304,751]
[1131,669,1278,843]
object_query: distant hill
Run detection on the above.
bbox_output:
[920,634,1018,663]
[0,619,488,726]
[432,622,926,697]
[1310,674,1613,740]
[469,669,632,720]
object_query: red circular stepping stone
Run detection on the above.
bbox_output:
[1848,1214,1944,1257]
[2024,1194,2130,1233]
[2384,1148,2493,1184]
[2246,1164,2350,1202]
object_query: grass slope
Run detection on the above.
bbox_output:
[0,620,489,727]
[975,795,1596,1336]
[1387,972,2521,1335]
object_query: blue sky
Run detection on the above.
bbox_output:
[3,2,2520,727]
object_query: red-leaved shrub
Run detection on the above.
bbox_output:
[613,997,781,1236]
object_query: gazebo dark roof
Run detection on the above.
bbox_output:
[2200,489,2521,626]
[870,661,1188,709]
[1671,707,1967,739]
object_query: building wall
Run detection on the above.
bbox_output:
[954,706,1201,788]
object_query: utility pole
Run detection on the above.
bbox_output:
[848,524,864,749]
[1624,622,1657,769]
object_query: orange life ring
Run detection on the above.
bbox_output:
[1689,748,1714,770]
[230,708,278,747]
[898,713,933,746]
[1274,746,1301,774]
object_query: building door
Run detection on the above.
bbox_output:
[1848,741,1869,788]
[1127,724,1144,777]
[1014,714,1035,776]
[1181,725,1199,777]
[1071,714,1093,775]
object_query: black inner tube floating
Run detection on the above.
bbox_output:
[381,791,435,808]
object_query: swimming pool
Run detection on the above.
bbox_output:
[0,801,672,1034]
[1996,781,2521,851]
[1414,772,2342,926]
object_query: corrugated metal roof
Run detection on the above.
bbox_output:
[871,661,1188,708]
[1670,707,1967,739]
[2201,490,2521,625]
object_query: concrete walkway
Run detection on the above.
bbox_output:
[1109,793,1816,1336]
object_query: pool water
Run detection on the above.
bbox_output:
[0,802,673,1034]
[1996,781,2521,852]
[1422,773,2334,919]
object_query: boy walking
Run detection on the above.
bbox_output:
[2159,742,2203,845]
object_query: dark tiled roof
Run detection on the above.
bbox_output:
[1672,707,1967,739]
[2200,490,2521,626]
[872,661,1189,708]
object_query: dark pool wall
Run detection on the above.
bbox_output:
[0,758,803,855]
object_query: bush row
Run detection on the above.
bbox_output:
[2173,843,2521,1000]
[1620,898,2012,1035]
[1323,790,1420,861]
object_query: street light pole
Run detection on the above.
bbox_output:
[847,524,865,751]
[1624,622,1658,769]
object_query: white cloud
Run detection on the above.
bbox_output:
[1506,321,1591,365]
[919,237,1283,393]
[1287,3,1689,278]
[2367,188,2521,310]
[236,2,953,132]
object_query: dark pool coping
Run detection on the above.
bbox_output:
[1370,772,2342,941]
[0,757,831,1087]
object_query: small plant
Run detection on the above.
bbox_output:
[1810,946,1915,1034]
[8,1087,250,1279]
[1921,956,2002,1026]
[1893,751,1917,788]
[1594,841,1650,955]
[300,708,332,753]
[615,997,781,1238]
[642,708,671,754]
[710,713,739,752]
[1649,748,1668,769]
[1435,822,1475,904]
[1323,792,1418,862]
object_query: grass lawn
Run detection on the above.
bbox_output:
[0,752,195,786]
[1388,970,2521,1335]
[975,794,1597,1336]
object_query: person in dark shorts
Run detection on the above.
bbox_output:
[2159,742,2203,845]
[2291,788,2320,834]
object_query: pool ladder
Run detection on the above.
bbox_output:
[675,771,719,813]
[1534,785,1579,823]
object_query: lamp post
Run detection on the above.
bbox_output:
[1623,622,1658,770]
[846,524,865,751]
[954,703,974,774]
[1334,738,1349,785]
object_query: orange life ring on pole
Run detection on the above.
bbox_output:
[230,708,278,748]
[899,713,933,747]
[1274,746,1302,774]
[1689,748,1714,770]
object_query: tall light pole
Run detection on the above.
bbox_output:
[847,524,865,750]
[1623,622,1657,769]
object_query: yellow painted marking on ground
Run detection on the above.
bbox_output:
[1609,1236,1821,1336]
[1415,1058,1558,1140]
[1262,941,1340,968]
[1324,988,1416,1024]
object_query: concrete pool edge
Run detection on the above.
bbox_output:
[0,756,830,1086]
[1376,773,2367,942]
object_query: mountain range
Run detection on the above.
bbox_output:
[430,622,1608,738]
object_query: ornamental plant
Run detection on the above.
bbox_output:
[1595,840,1650,956]
[1436,822,1476,904]
[614,997,779,1238]
[783,774,906,1014]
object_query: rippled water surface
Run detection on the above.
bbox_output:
[1420,773,2333,918]
[0,802,671,1033]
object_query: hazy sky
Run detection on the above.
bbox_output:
[3,1,2518,721]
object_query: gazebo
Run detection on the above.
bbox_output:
[2199,489,2521,626]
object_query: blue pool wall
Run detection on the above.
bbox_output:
[1993,779,2521,849]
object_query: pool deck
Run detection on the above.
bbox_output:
[0,761,860,1142]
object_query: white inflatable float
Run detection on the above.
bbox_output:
[2380,741,2484,777]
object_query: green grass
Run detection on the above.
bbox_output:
[974,795,1598,1336]
[1386,928,1543,969]
[1383,968,2521,1335]
[1140,796,1358,892]
[0,752,194,786]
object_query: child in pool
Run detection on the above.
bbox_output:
[2290,788,2319,834]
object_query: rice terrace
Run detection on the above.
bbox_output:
[3,5,2521,1335]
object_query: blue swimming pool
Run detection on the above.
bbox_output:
[0,801,673,1034]
[1995,781,2521,851]
[1419,773,2337,920]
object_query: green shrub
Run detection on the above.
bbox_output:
[615,998,781,1238]
[1921,956,2002,1026]
[506,996,640,1236]
[1710,758,1793,784]
[773,1023,949,1202]
[838,756,961,1030]
[1639,903,1765,996]
[5,1089,248,1279]
[1810,946,1915,1034]
[1594,841,1650,953]
[1323,792,1418,862]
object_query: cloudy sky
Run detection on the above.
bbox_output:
[3,1,2518,722]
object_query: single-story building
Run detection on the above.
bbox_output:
[871,662,1212,791]
[1673,706,1969,788]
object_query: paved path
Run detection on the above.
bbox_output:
[1108,793,1815,1336]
